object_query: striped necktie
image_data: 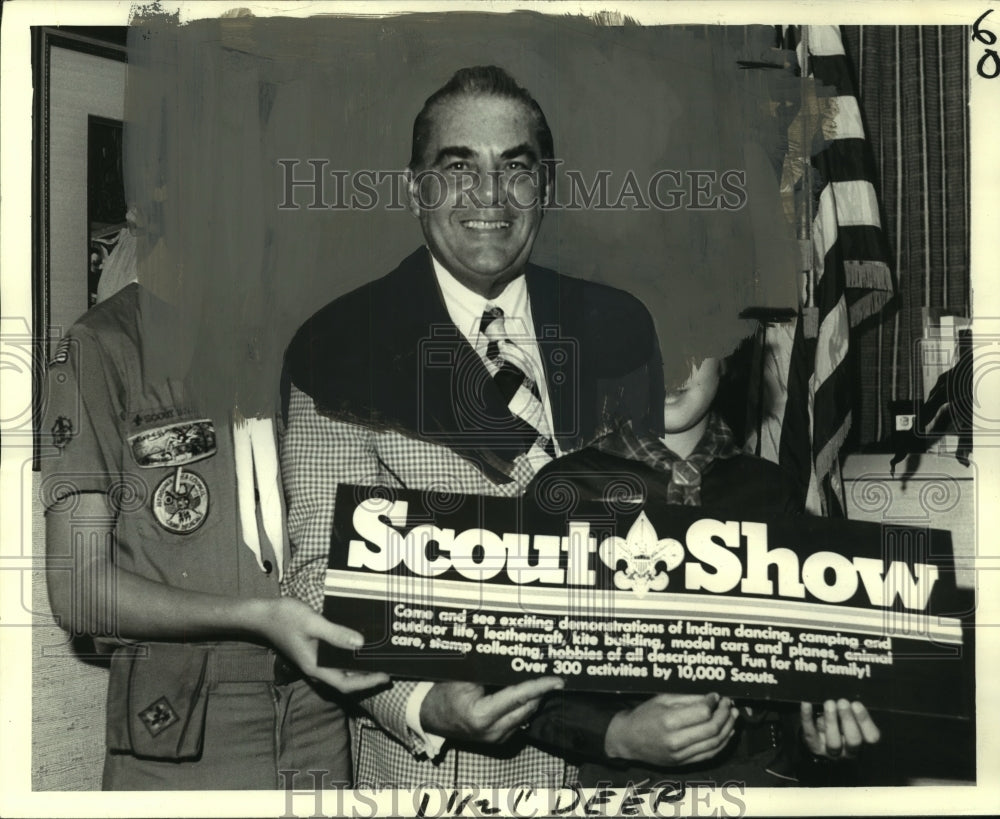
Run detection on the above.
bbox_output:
[479,306,556,462]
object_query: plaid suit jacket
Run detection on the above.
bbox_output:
[280,248,663,787]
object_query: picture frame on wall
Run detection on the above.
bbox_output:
[87,114,127,309]
[31,26,127,467]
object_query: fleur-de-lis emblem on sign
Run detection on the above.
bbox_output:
[598,512,684,597]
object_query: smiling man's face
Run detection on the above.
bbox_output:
[408,94,545,300]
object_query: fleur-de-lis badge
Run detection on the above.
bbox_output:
[598,511,684,597]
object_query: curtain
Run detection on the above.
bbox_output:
[840,26,971,446]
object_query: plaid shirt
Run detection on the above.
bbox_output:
[280,384,575,787]
[592,411,740,505]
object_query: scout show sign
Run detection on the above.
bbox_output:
[320,484,973,718]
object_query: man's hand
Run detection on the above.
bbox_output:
[258,597,390,694]
[604,692,738,767]
[800,699,881,759]
[420,678,565,744]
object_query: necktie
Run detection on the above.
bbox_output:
[479,306,556,462]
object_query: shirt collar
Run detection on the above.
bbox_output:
[594,411,740,466]
[430,251,531,343]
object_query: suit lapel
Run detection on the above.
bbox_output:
[391,250,531,478]
[382,249,467,437]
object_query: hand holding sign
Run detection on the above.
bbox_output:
[604,692,739,766]
[800,700,881,759]
[420,677,565,744]
[259,597,390,694]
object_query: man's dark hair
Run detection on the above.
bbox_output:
[408,65,554,171]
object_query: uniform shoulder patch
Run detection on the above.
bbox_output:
[51,416,73,448]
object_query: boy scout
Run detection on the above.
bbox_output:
[42,282,387,790]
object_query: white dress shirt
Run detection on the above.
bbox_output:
[431,252,559,452]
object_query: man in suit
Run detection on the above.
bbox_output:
[280,65,676,787]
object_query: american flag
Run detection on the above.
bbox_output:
[751,25,894,515]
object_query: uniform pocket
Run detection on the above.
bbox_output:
[106,644,211,760]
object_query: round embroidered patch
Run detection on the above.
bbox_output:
[152,469,209,534]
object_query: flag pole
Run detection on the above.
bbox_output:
[799,25,820,340]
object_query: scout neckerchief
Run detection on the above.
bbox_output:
[114,282,284,576]
[232,416,286,580]
[593,411,740,505]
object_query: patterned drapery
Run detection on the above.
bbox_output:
[841,26,971,446]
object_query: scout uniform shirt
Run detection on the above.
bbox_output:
[42,283,284,759]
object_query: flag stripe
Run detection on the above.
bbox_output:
[809,55,855,94]
[813,296,849,386]
[807,25,847,56]
[755,322,795,465]
[838,225,890,264]
[830,180,882,227]
[777,319,814,511]
[762,24,894,516]
[813,357,852,456]
[829,95,866,140]
[821,139,882,184]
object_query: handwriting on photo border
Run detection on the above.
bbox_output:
[277,771,749,819]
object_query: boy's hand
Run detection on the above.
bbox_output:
[259,597,390,693]
[604,692,738,766]
[800,699,881,759]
